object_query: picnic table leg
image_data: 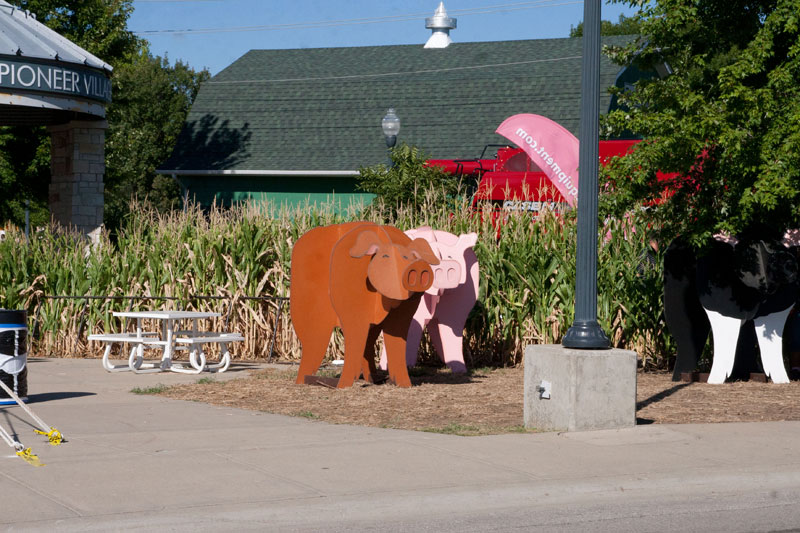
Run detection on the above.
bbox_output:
[134,318,145,370]
[161,318,175,371]
[189,345,207,372]
[206,342,231,373]
[102,343,133,372]
[170,342,204,374]
[128,343,144,370]
[127,318,152,372]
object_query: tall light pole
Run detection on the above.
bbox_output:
[381,108,400,168]
[561,0,610,349]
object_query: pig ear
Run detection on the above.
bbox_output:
[457,232,478,250]
[405,226,433,241]
[349,230,382,258]
[408,238,440,265]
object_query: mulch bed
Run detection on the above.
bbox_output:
[158,365,800,434]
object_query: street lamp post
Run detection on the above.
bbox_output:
[561,0,610,349]
[381,108,400,168]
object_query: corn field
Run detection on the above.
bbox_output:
[0,193,672,369]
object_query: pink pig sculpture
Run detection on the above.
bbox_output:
[379,227,479,373]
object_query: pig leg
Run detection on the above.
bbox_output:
[429,318,468,373]
[754,307,792,384]
[295,323,334,384]
[378,340,388,371]
[404,316,427,368]
[425,262,478,373]
[383,333,412,387]
[377,318,422,371]
[338,322,370,389]
[385,294,434,370]
[376,328,412,371]
[704,308,744,384]
[360,325,381,383]
[381,297,422,388]
[427,317,445,361]
[377,323,422,371]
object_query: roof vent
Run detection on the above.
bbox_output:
[424,2,456,49]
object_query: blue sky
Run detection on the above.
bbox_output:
[128,0,637,75]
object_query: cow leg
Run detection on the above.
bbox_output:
[338,323,370,389]
[754,307,792,384]
[704,308,744,384]
[663,239,711,380]
[360,326,381,384]
[295,325,334,384]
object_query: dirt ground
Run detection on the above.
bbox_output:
[158,363,800,435]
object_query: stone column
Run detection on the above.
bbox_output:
[47,120,108,237]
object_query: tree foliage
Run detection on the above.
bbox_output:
[356,143,461,215]
[13,0,141,60]
[0,0,141,228]
[601,0,800,247]
[105,51,209,229]
[0,1,207,230]
[0,127,49,228]
[569,13,642,37]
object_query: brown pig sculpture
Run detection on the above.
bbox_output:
[290,222,440,388]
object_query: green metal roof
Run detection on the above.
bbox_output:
[160,36,635,173]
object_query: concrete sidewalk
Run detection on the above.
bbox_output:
[1,358,799,532]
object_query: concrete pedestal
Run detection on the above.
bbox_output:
[524,344,637,432]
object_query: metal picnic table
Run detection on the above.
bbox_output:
[88,310,243,374]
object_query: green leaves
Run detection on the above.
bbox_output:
[0,3,207,231]
[356,143,461,218]
[104,51,209,230]
[602,0,800,245]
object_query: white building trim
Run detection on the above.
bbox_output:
[158,169,360,177]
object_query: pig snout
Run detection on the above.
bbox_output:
[433,259,462,289]
[403,260,434,292]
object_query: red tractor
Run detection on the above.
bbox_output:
[427,140,641,215]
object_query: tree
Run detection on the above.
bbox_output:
[0,1,141,229]
[0,1,207,231]
[356,143,461,214]
[104,50,209,229]
[0,127,50,228]
[600,0,800,247]
[13,0,141,60]
[569,13,642,37]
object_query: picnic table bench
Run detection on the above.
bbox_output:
[88,311,243,374]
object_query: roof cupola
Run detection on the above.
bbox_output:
[424,2,456,49]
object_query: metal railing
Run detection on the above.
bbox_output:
[31,294,289,362]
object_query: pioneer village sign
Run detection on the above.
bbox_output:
[0,57,111,103]
[0,1,112,236]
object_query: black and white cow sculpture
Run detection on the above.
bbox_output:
[664,235,798,384]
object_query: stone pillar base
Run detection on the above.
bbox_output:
[47,119,107,236]
[524,344,637,432]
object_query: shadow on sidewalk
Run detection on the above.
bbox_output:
[28,391,96,403]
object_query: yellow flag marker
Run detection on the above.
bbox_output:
[16,448,44,467]
[34,428,63,446]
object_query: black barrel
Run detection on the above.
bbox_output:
[0,309,27,403]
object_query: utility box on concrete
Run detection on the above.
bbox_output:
[524,344,636,432]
